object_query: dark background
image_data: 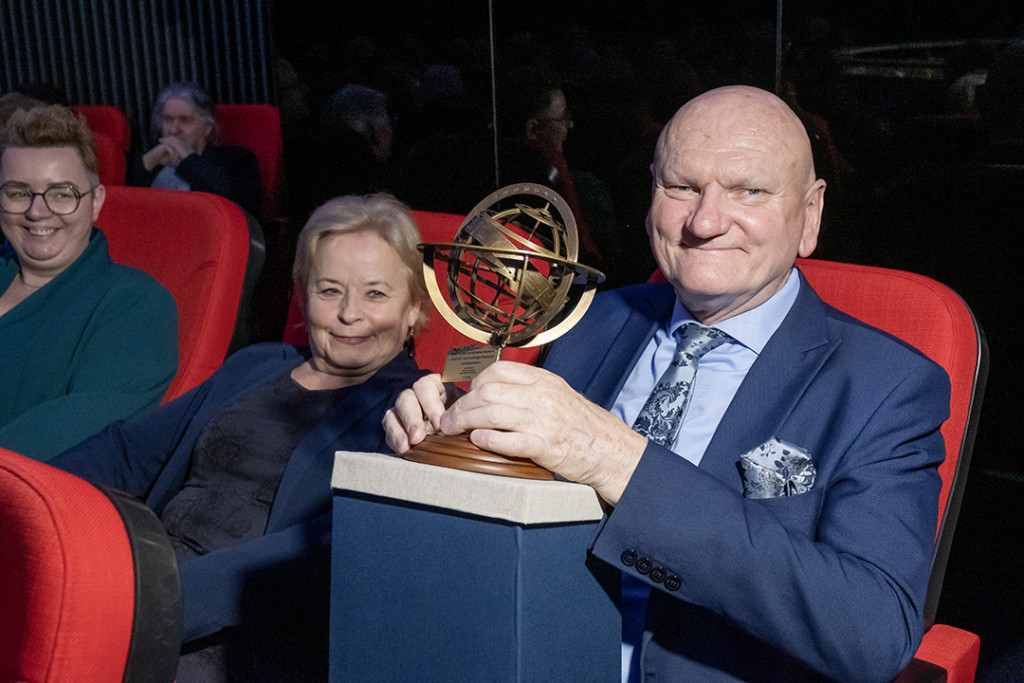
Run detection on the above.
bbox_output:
[3,1,1021,678]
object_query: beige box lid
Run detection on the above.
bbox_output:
[332,451,606,526]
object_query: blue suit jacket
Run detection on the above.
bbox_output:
[53,343,426,645]
[543,272,949,682]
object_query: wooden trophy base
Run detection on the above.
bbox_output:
[404,433,555,481]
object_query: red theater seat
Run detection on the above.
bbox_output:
[91,130,127,185]
[0,447,180,683]
[73,104,131,186]
[795,259,987,683]
[72,104,132,152]
[99,186,256,401]
[214,103,283,221]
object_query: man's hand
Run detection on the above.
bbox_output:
[141,136,198,171]
[440,361,647,505]
[141,142,174,171]
[157,136,196,166]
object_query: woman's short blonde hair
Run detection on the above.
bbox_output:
[0,104,99,184]
[292,193,429,336]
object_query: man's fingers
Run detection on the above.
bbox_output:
[467,426,546,462]
[469,360,546,390]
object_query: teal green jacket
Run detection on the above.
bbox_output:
[0,228,178,460]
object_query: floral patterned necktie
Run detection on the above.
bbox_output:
[631,322,728,447]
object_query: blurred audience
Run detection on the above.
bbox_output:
[0,93,45,128]
[323,83,394,165]
[283,83,394,230]
[131,82,261,216]
[976,39,1024,164]
[496,66,611,273]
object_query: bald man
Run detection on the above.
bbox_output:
[386,86,948,682]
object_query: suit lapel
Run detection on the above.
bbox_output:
[699,275,839,489]
[268,354,422,531]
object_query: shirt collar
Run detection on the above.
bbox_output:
[668,267,801,355]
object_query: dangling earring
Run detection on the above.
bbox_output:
[404,336,415,359]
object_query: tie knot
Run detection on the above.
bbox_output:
[673,323,727,364]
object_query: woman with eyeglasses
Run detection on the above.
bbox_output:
[0,104,178,460]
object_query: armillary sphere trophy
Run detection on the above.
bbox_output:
[404,183,605,480]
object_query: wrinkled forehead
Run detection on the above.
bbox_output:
[162,97,202,120]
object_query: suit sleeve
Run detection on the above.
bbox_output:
[50,377,211,496]
[590,360,949,682]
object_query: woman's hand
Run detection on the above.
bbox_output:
[383,373,458,453]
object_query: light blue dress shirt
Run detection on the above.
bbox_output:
[616,268,801,683]
[612,267,802,465]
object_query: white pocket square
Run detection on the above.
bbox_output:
[739,438,816,499]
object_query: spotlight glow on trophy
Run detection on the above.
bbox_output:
[404,183,604,480]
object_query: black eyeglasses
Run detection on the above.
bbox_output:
[0,182,97,216]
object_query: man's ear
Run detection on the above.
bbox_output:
[798,179,826,258]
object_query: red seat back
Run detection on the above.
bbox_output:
[0,447,179,683]
[282,210,541,374]
[99,186,252,401]
[91,130,127,185]
[71,105,130,186]
[796,258,987,632]
[793,258,984,542]
[72,104,132,152]
[214,104,283,221]
[652,258,987,676]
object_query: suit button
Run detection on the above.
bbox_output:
[636,557,652,575]
[621,550,639,567]
[664,574,681,592]
[649,566,667,583]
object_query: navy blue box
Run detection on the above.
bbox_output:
[330,451,620,682]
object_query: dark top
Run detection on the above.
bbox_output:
[130,143,262,216]
[52,343,427,681]
[162,371,352,563]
